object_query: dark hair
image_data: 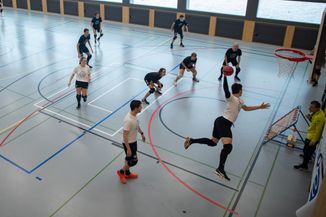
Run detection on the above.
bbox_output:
[231,83,242,94]
[191,52,197,57]
[84,28,89,33]
[94,12,99,16]
[130,100,142,111]
[311,100,321,108]
[159,68,166,73]
[180,15,184,18]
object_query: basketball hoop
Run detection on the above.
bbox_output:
[274,48,312,77]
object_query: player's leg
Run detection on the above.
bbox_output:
[191,68,199,82]
[142,82,154,105]
[75,86,82,109]
[92,28,97,44]
[171,32,177,49]
[98,28,104,41]
[81,86,88,102]
[174,67,185,85]
[179,31,184,47]
[85,51,92,68]
[215,137,233,181]
[156,81,163,95]
[232,61,241,81]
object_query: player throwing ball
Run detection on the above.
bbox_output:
[142,68,166,105]
[174,52,199,85]
[184,72,270,181]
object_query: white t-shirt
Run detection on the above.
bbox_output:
[72,65,91,82]
[223,95,244,123]
[123,112,139,143]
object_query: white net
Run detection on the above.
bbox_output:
[277,59,298,78]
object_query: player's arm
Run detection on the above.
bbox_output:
[184,23,189,32]
[223,76,231,99]
[224,54,228,65]
[237,56,241,67]
[137,125,146,142]
[88,69,91,83]
[77,43,81,57]
[87,40,93,53]
[242,103,270,111]
[123,130,132,156]
[170,22,175,31]
[68,69,77,86]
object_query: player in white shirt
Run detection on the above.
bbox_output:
[68,57,91,109]
[117,100,146,184]
[183,74,270,181]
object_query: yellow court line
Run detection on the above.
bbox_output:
[0,118,26,135]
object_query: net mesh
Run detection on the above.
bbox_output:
[277,59,298,78]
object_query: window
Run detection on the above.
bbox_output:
[257,0,326,24]
[130,0,178,9]
[187,0,248,16]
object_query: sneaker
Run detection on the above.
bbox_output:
[234,76,241,82]
[218,76,222,81]
[126,172,138,179]
[170,43,173,49]
[156,90,162,95]
[214,168,231,181]
[293,164,308,170]
[76,104,81,110]
[117,170,127,184]
[193,78,199,82]
[142,99,150,105]
[312,81,318,87]
[83,97,87,102]
[180,43,185,47]
[184,137,191,150]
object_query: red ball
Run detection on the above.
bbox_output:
[223,66,234,76]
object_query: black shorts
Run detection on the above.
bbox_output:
[174,31,184,38]
[179,64,194,70]
[123,141,138,161]
[223,60,238,67]
[144,79,158,86]
[75,80,89,89]
[79,46,89,54]
[212,116,233,139]
[93,26,101,33]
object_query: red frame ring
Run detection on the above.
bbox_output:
[274,48,308,62]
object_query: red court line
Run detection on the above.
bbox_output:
[0,89,74,146]
[147,87,239,216]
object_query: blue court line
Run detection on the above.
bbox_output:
[0,87,147,174]
[0,62,180,175]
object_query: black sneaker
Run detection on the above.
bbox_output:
[76,104,81,109]
[142,99,150,105]
[312,81,318,87]
[234,76,241,82]
[170,43,173,49]
[214,168,230,181]
[180,43,185,47]
[193,78,199,82]
[218,76,222,81]
[83,97,87,102]
[293,164,308,170]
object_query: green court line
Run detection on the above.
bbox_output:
[253,145,281,217]
[49,151,124,217]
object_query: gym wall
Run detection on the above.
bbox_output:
[3,0,320,50]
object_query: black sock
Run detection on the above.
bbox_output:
[218,144,233,171]
[76,94,81,105]
[82,95,87,102]
[190,138,217,147]
[219,67,223,78]
[125,169,131,175]
[87,55,92,64]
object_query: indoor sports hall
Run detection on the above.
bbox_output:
[0,1,326,217]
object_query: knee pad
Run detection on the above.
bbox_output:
[126,156,138,167]
[173,35,177,40]
[223,144,233,155]
[87,54,92,59]
[236,67,241,73]
[160,83,163,88]
[149,88,155,94]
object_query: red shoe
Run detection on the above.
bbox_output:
[126,172,138,179]
[117,170,127,184]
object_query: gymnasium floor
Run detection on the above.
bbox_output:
[0,9,324,217]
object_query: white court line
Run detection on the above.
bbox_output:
[87,104,113,113]
[88,77,143,106]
